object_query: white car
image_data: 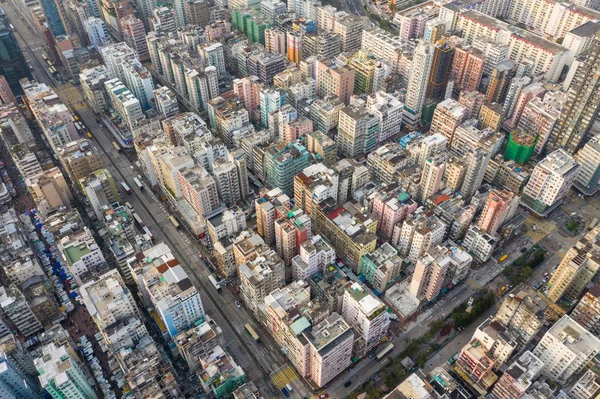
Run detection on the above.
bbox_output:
[235,301,241,308]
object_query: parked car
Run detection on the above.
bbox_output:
[235,301,241,308]
[344,381,352,387]
[281,388,290,398]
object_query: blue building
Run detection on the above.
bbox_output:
[0,8,31,94]
[38,0,66,36]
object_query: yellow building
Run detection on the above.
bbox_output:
[313,199,377,271]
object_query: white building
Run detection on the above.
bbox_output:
[366,91,403,143]
[153,86,179,119]
[239,250,285,315]
[206,207,247,243]
[83,17,108,48]
[132,243,205,338]
[58,229,106,284]
[574,134,600,195]
[35,343,97,399]
[105,78,144,131]
[533,315,600,384]
[200,43,227,80]
[79,269,139,331]
[521,149,579,216]
[306,313,354,387]
[403,41,434,129]
[100,42,139,83]
[80,65,110,114]
[122,60,154,111]
[341,282,390,356]
[463,225,496,263]
[396,213,446,263]
[291,235,335,281]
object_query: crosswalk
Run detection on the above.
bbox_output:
[271,366,298,390]
[524,216,556,242]
[465,278,481,291]
[55,84,87,111]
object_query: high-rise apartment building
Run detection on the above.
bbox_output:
[131,243,205,338]
[477,188,519,236]
[488,351,544,399]
[547,227,600,304]
[263,142,311,196]
[0,285,43,338]
[83,16,108,48]
[80,66,110,114]
[429,99,466,146]
[418,157,445,203]
[409,245,472,302]
[451,47,485,94]
[0,9,31,94]
[35,343,98,399]
[494,286,549,349]
[426,41,454,102]
[0,348,39,399]
[478,102,503,131]
[239,249,285,314]
[100,42,139,83]
[341,282,390,357]
[574,134,600,195]
[178,165,221,220]
[291,235,335,282]
[316,58,355,105]
[404,41,434,129]
[120,15,149,62]
[460,148,491,202]
[333,15,363,53]
[533,315,600,384]
[337,104,380,158]
[521,149,579,216]
[547,32,600,154]
[359,242,403,293]
[396,213,446,263]
[313,200,377,271]
[153,86,179,120]
[571,282,600,336]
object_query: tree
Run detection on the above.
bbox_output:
[428,318,445,334]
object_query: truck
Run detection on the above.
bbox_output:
[121,182,132,195]
[375,343,394,361]
[133,177,143,190]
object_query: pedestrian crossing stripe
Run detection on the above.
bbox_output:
[465,278,480,290]
[271,366,298,390]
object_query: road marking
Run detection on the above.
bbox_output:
[465,278,481,291]
[271,366,298,390]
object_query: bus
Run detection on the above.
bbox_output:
[133,177,144,190]
[49,66,56,74]
[42,53,48,61]
[121,182,132,195]
[112,141,121,153]
[143,226,153,242]
[498,254,509,263]
[132,212,144,227]
[590,218,598,230]
[169,216,180,230]
[245,323,260,342]
[208,275,221,293]
[375,343,394,361]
